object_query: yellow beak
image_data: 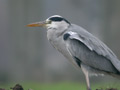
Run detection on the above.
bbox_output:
[26,21,46,27]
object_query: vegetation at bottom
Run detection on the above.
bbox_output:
[0,82,120,90]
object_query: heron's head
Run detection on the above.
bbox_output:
[27,15,71,30]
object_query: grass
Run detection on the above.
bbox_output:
[0,82,120,90]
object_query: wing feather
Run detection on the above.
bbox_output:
[65,24,120,72]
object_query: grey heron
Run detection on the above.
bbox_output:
[27,15,120,90]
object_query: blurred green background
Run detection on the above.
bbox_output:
[0,0,120,89]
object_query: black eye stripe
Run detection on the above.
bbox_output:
[49,17,63,21]
[49,17,71,24]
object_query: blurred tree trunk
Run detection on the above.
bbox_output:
[103,0,120,58]
[0,0,12,83]
[7,0,45,82]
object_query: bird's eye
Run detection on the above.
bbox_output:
[46,20,52,24]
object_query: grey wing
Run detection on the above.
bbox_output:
[64,30,120,73]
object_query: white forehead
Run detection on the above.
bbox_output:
[46,15,62,21]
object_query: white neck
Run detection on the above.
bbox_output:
[47,21,70,41]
